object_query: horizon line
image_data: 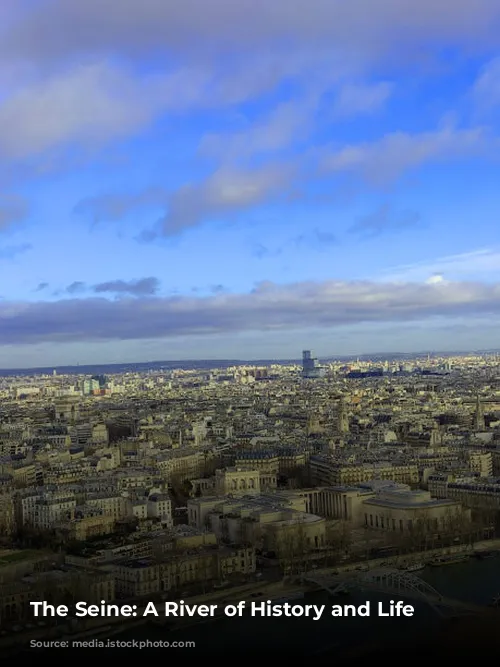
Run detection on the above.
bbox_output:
[0,349,498,374]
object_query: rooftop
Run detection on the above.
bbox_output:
[363,492,458,509]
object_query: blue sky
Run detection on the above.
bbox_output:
[1,0,500,367]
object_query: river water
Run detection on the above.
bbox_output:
[115,556,500,656]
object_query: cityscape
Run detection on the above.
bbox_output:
[0,351,500,656]
[3,0,500,660]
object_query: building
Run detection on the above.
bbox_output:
[361,486,468,533]
[147,494,173,527]
[62,514,115,540]
[215,467,260,496]
[187,492,326,551]
[302,480,467,534]
[115,546,256,597]
[429,474,500,510]
[301,485,374,521]
[0,474,15,536]
[16,490,76,530]
[309,456,419,487]
[301,350,326,379]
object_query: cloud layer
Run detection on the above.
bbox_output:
[156,164,296,236]
[2,1,500,165]
[0,194,29,230]
[322,124,495,184]
[2,1,500,363]
[382,249,500,282]
[64,277,160,296]
[2,279,500,344]
[350,204,421,237]
[3,0,500,65]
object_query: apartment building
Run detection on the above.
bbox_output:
[309,456,419,487]
[115,546,255,597]
[429,473,500,510]
[16,490,76,530]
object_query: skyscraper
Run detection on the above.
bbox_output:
[301,350,325,378]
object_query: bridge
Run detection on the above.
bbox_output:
[303,568,487,617]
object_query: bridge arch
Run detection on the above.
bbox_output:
[304,568,449,616]
[359,568,443,599]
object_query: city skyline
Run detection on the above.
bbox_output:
[0,347,497,374]
[2,2,500,366]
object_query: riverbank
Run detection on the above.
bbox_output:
[316,537,500,576]
[154,558,500,657]
[3,537,500,650]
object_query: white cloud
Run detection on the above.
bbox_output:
[1,2,498,163]
[321,122,494,183]
[74,188,168,223]
[0,62,218,159]
[199,78,389,163]
[472,57,500,113]
[349,204,421,237]
[199,97,318,161]
[1,57,325,160]
[334,81,393,116]
[157,163,297,236]
[382,249,500,282]
[426,274,445,284]
[0,193,29,230]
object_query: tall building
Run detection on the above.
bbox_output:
[474,395,485,431]
[302,350,325,379]
[82,378,100,395]
[337,398,349,434]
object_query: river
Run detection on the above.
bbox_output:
[113,556,500,656]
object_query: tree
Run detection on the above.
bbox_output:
[326,520,352,555]
[473,496,500,538]
[407,511,435,552]
[202,452,218,477]
[336,521,352,554]
[442,507,477,547]
[169,474,193,506]
[276,529,297,575]
[276,518,310,576]
[14,524,59,550]
[321,520,354,567]
[385,511,436,557]
[241,518,264,551]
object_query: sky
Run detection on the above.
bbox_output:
[2,1,500,367]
